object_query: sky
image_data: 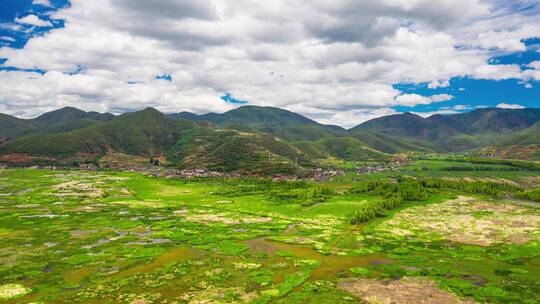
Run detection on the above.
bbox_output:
[0,0,539,128]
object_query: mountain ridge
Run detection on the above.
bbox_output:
[1,105,540,170]
[0,107,115,144]
[170,105,346,133]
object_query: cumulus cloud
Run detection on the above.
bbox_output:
[522,61,540,81]
[428,80,450,89]
[0,0,538,125]
[112,0,218,20]
[394,93,454,106]
[15,14,53,27]
[32,0,52,7]
[473,64,524,80]
[529,61,540,70]
[497,103,525,109]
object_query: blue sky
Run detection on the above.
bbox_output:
[0,0,539,127]
[395,38,540,114]
[0,0,68,48]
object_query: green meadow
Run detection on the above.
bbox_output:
[1,160,540,303]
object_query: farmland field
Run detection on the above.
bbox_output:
[1,161,540,304]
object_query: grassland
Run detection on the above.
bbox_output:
[1,160,539,303]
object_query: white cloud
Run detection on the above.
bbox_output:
[428,80,450,89]
[0,0,537,125]
[473,24,540,52]
[453,104,471,110]
[14,14,53,27]
[413,109,459,117]
[529,61,540,70]
[522,69,540,81]
[394,93,453,106]
[522,61,540,81]
[430,94,455,102]
[496,103,525,109]
[476,31,527,52]
[0,36,16,42]
[473,64,522,80]
[394,94,431,107]
[32,0,52,7]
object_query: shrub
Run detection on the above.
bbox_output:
[516,189,540,202]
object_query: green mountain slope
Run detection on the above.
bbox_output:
[1,108,315,174]
[0,108,194,159]
[170,106,401,161]
[170,105,345,137]
[167,128,313,174]
[352,112,453,137]
[428,108,540,134]
[0,114,40,144]
[482,121,540,160]
[36,118,108,134]
[33,106,114,125]
[0,107,115,144]
[269,125,338,142]
[2,105,540,167]
[499,121,540,145]
[293,137,387,161]
[347,129,437,153]
[351,112,478,152]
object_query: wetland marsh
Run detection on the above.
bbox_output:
[1,160,540,303]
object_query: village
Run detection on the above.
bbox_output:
[354,161,406,174]
[1,159,408,183]
[0,150,410,181]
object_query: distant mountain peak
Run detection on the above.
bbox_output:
[118,107,167,121]
[34,106,86,121]
[33,106,114,124]
[169,105,345,134]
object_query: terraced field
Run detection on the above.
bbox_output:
[0,166,539,303]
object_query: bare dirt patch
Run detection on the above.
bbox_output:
[338,277,474,304]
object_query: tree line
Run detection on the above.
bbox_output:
[349,178,427,224]
[349,177,532,225]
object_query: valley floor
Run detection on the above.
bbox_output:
[0,164,539,303]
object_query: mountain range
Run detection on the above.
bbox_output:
[1,105,539,173]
